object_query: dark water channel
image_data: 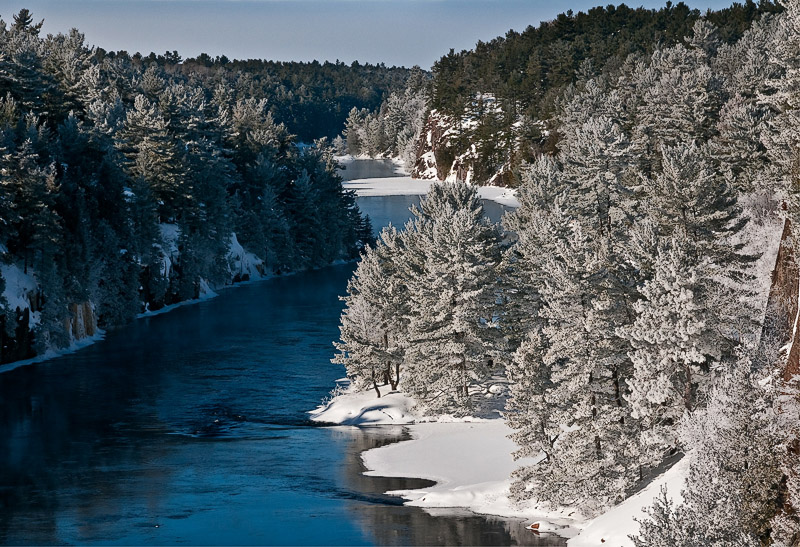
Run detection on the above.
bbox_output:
[338,159,403,181]
[0,193,563,545]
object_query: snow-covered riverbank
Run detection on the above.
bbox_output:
[343,176,520,208]
[310,383,693,546]
[310,384,578,538]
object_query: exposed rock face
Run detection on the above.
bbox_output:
[411,109,484,184]
[762,218,799,368]
[64,302,97,341]
[412,110,451,181]
[763,215,800,531]
[411,106,549,187]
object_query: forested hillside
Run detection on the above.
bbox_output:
[335,1,800,542]
[0,9,372,364]
[404,0,782,185]
[140,53,414,143]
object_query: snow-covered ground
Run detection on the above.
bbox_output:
[311,381,698,544]
[309,382,417,425]
[343,175,520,207]
[568,457,689,546]
[310,384,577,538]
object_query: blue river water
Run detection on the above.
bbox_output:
[0,192,563,546]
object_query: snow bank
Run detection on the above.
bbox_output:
[310,384,575,537]
[344,176,519,207]
[568,456,690,546]
[363,421,549,517]
[309,383,417,425]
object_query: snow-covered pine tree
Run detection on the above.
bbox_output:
[771,370,800,546]
[620,231,721,470]
[504,158,572,499]
[334,273,391,397]
[633,34,722,173]
[506,138,641,513]
[620,141,755,471]
[708,93,771,195]
[632,350,781,546]
[559,115,634,239]
[647,142,751,279]
[761,0,800,215]
[533,220,639,514]
[117,94,181,223]
[333,226,408,394]
[399,181,503,415]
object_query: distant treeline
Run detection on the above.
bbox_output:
[93,48,416,143]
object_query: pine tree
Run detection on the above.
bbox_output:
[117,94,181,222]
[632,351,781,546]
[333,232,407,395]
[399,181,503,415]
[620,232,720,469]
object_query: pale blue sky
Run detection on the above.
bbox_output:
[4,0,735,68]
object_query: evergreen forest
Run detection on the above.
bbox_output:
[334,1,800,543]
[0,9,379,363]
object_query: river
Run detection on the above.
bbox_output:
[0,179,564,545]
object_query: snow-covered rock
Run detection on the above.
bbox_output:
[228,233,265,281]
[309,383,417,425]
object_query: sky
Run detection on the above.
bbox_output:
[4,0,737,69]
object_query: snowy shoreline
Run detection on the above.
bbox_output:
[309,384,579,540]
[343,175,521,208]
[309,382,692,546]
[0,265,318,376]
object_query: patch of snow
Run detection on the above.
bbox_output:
[197,278,217,300]
[345,175,519,208]
[416,151,439,180]
[0,329,106,375]
[228,233,265,281]
[310,384,417,425]
[1,263,37,319]
[157,223,180,279]
[159,223,180,256]
[477,186,520,208]
[568,455,690,546]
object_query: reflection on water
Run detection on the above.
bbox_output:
[357,195,511,240]
[339,159,404,181]
[0,190,564,546]
[333,427,566,546]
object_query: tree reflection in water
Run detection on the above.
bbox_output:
[330,426,568,546]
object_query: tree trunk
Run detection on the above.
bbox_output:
[371,368,381,398]
[389,362,399,390]
[684,363,692,411]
